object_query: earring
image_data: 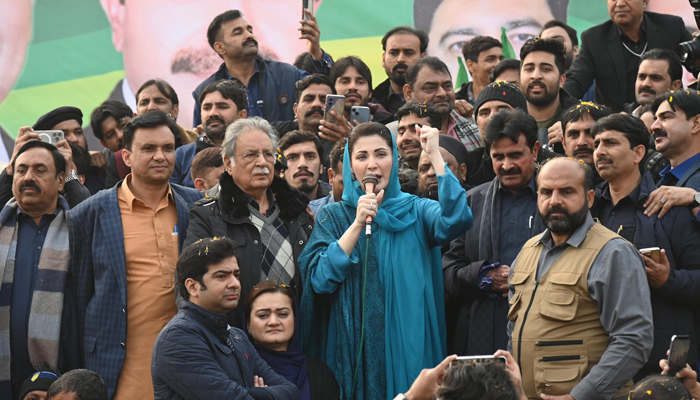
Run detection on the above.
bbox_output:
[351,172,357,181]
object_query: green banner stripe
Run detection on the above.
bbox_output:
[0,71,124,138]
[14,29,122,90]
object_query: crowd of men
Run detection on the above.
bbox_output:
[2,1,700,400]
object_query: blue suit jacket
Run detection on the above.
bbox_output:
[677,154,700,191]
[170,141,198,188]
[68,180,201,398]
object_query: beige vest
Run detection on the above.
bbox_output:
[509,223,633,400]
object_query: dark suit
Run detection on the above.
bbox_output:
[564,12,691,112]
[68,181,201,398]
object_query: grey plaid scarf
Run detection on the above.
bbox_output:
[248,204,295,284]
[0,198,70,385]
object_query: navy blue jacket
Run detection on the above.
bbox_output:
[68,181,202,398]
[152,301,300,400]
[170,141,199,188]
[192,53,332,127]
[592,171,700,377]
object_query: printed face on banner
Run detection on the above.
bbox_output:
[101,0,323,129]
[0,0,32,105]
[419,0,556,79]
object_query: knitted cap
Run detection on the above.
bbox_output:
[33,106,83,131]
[18,371,60,399]
[474,81,528,117]
[438,134,470,166]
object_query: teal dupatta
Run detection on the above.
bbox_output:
[299,127,471,399]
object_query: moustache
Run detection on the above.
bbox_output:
[205,116,226,127]
[638,87,656,96]
[392,63,409,73]
[527,81,548,90]
[243,38,259,48]
[305,107,324,118]
[596,156,614,166]
[252,167,271,174]
[498,166,522,176]
[293,169,315,179]
[171,46,221,75]
[653,130,668,140]
[573,147,593,157]
[20,182,41,193]
[544,205,570,217]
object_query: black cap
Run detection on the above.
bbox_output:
[474,81,528,118]
[18,371,60,400]
[438,134,470,166]
[33,106,83,131]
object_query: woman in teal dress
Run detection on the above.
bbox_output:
[298,122,473,399]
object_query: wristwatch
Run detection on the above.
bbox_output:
[690,191,700,209]
[64,169,79,183]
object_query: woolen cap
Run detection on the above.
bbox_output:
[474,81,528,118]
[18,371,60,400]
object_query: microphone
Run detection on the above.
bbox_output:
[362,174,378,238]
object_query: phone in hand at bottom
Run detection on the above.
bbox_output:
[667,335,690,376]
[450,355,506,368]
[640,247,661,263]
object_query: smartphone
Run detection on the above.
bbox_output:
[450,355,506,368]
[323,94,345,125]
[640,247,661,263]
[302,0,313,20]
[350,106,371,124]
[27,130,64,146]
[667,335,691,376]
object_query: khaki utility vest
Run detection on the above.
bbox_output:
[509,223,633,400]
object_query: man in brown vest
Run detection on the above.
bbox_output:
[507,158,653,400]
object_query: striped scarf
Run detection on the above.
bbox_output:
[0,198,70,386]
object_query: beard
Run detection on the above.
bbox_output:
[525,82,559,107]
[540,200,589,235]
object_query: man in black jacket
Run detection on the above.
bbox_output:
[184,118,313,329]
[373,26,428,115]
[443,109,545,356]
[563,4,691,112]
[152,237,300,400]
[589,113,700,380]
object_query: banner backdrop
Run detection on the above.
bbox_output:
[0,0,693,147]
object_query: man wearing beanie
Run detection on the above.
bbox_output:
[18,371,59,400]
[0,107,92,208]
[417,134,470,200]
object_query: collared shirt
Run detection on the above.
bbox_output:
[594,183,640,242]
[383,84,406,116]
[11,208,59,387]
[447,110,483,151]
[114,175,179,400]
[225,63,264,118]
[498,175,538,266]
[244,188,277,217]
[659,152,700,186]
[508,213,653,400]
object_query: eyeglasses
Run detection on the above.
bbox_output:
[234,151,276,164]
